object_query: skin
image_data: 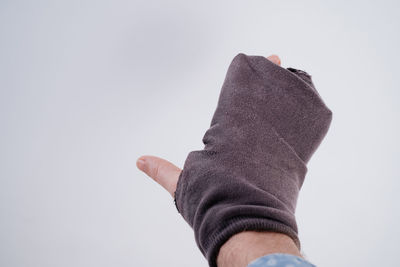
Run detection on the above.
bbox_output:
[136,55,303,267]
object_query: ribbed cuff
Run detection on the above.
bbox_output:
[204,216,300,267]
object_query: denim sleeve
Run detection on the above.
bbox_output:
[247,253,316,267]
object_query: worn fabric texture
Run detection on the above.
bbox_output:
[174,53,332,267]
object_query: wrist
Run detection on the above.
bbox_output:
[216,231,302,267]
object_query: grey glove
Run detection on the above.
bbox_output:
[174,53,332,267]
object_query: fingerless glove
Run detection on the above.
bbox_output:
[174,53,332,267]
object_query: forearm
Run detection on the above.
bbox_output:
[217,231,302,267]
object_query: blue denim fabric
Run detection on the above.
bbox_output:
[247,253,316,267]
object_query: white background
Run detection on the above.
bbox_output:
[1,1,399,266]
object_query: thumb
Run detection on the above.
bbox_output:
[136,155,181,197]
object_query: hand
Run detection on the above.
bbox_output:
[136,55,303,267]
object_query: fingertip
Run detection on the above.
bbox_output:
[136,157,147,171]
[267,54,281,66]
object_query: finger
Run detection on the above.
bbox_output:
[266,54,281,66]
[136,155,181,197]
